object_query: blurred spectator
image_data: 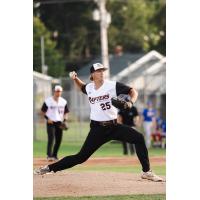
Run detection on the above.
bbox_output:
[118,105,140,155]
[161,120,166,148]
[156,114,163,131]
[151,112,166,148]
[142,101,156,148]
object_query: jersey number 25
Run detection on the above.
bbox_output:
[100,102,111,110]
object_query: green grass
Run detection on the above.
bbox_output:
[34,121,166,158]
[33,140,166,176]
[33,140,166,158]
[34,121,90,142]
[34,124,166,176]
[34,194,165,200]
[69,165,165,175]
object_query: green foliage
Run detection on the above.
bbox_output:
[149,0,166,54]
[34,0,166,71]
[33,140,166,158]
[107,0,165,54]
[37,2,99,70]
[33,16,65,77]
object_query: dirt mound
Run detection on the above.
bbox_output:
[33,156,165,197]
[33,171,165,197]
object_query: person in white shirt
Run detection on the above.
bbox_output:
[35,63,163,182]
[41,85,69,161]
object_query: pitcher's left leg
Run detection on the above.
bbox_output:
[111,124,150,172]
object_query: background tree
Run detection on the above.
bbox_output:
[33,0,166,73]
[33,16,65,77]
[36,1,100,71]
[148,0,166,54]
[107,0,165,54]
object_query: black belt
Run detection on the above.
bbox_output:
[91,119,117,127]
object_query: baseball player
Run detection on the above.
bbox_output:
[41,85,69,161]
[142,101,157,148]
[118,105,140,155]
[34,63,163,182]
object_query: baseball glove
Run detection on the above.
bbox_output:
[59,121,69,130]
[111,94,133,110]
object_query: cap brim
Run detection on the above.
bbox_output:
[91,67,108,73]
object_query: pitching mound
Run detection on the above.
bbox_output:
[34,171,165,197]
[33,157,165,197]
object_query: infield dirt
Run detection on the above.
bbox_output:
[33,157,165,197]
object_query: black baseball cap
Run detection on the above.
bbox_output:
[90,63,108,74]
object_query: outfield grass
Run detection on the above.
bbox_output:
[34,194,166,200]
[34,121,90,142]
[68,164,165,175]
[33,140,166,158]
[34,121,166,158]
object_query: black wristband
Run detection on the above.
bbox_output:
[44,115,48,120]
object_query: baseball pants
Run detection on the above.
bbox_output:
[143,121,153,148]
[48,122,150,172]
[47,122,63,158]
[122,141,135,155]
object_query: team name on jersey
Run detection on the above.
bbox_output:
[88,94,110,104]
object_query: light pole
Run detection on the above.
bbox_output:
[93,0,111,79]
[40,36,48,74]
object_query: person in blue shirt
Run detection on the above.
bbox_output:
[161,120,166,148]
[156,116,163,131]
[142,101,156,148]
[161,120,166,135]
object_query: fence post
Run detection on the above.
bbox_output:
[33,80,37,141]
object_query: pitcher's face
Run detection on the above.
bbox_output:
[92,69,105,81]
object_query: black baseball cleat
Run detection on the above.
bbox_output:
[34,165,51,175]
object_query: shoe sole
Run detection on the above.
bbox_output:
[141,176,163,182]
[34,171,52,175]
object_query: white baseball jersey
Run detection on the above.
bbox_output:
[82,80,131,121]
[41,97,69,122]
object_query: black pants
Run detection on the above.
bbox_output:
[47,122,63,158]
[49,122,150,172]
[122,126,136,155]
[122,141,135,155]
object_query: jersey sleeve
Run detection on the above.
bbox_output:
[64,104,69,113]
[116,82,132,96]
[81,84,87,95]
[41,102,48,113]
